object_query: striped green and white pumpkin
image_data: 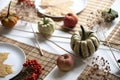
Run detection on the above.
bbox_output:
[70,25,100,58]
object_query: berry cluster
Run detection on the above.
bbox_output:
[17,0,34,7]
[23,59,43,80]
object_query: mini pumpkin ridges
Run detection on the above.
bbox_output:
[1,15,19,28]
[70,25,100,58]
[0,1,19,28]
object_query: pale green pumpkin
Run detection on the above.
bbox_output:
[70,25,100,58]
[38,17,55,36]
[102,8,118,22]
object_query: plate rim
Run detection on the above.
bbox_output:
[35,0,87,18]
[0,42,26,79]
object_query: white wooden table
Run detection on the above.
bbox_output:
[0,0,120,80]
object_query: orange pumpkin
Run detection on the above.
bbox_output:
[1,1,19,28]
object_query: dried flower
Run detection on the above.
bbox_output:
[77,56,116,80]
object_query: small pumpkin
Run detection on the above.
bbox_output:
[38,17,55,36]
[1,1,19,28]
[102,8,118,22]
[70,25,100,58]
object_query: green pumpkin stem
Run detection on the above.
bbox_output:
[43,16,49,25]
[6,1,12,18]
[108,8,111,13]
[80,25,86,40]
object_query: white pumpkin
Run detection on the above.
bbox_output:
[38,17,55,36]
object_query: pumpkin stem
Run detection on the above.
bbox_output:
[43,16,49,25]
[6,1,12,17]
[108,8,111,13]
[80,25,86,40]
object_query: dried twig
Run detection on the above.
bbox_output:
[30,25,43,56]
[100,40,120,45]
[100,27,120,69]
[13,28,120,45]
[41,35,76,56]
[13,28,71,39]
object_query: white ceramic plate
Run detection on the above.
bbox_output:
[0,42,26,80]
[35,0,87,18]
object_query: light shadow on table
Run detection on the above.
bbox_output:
[115,71,120,77]
[0,25,12,34]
